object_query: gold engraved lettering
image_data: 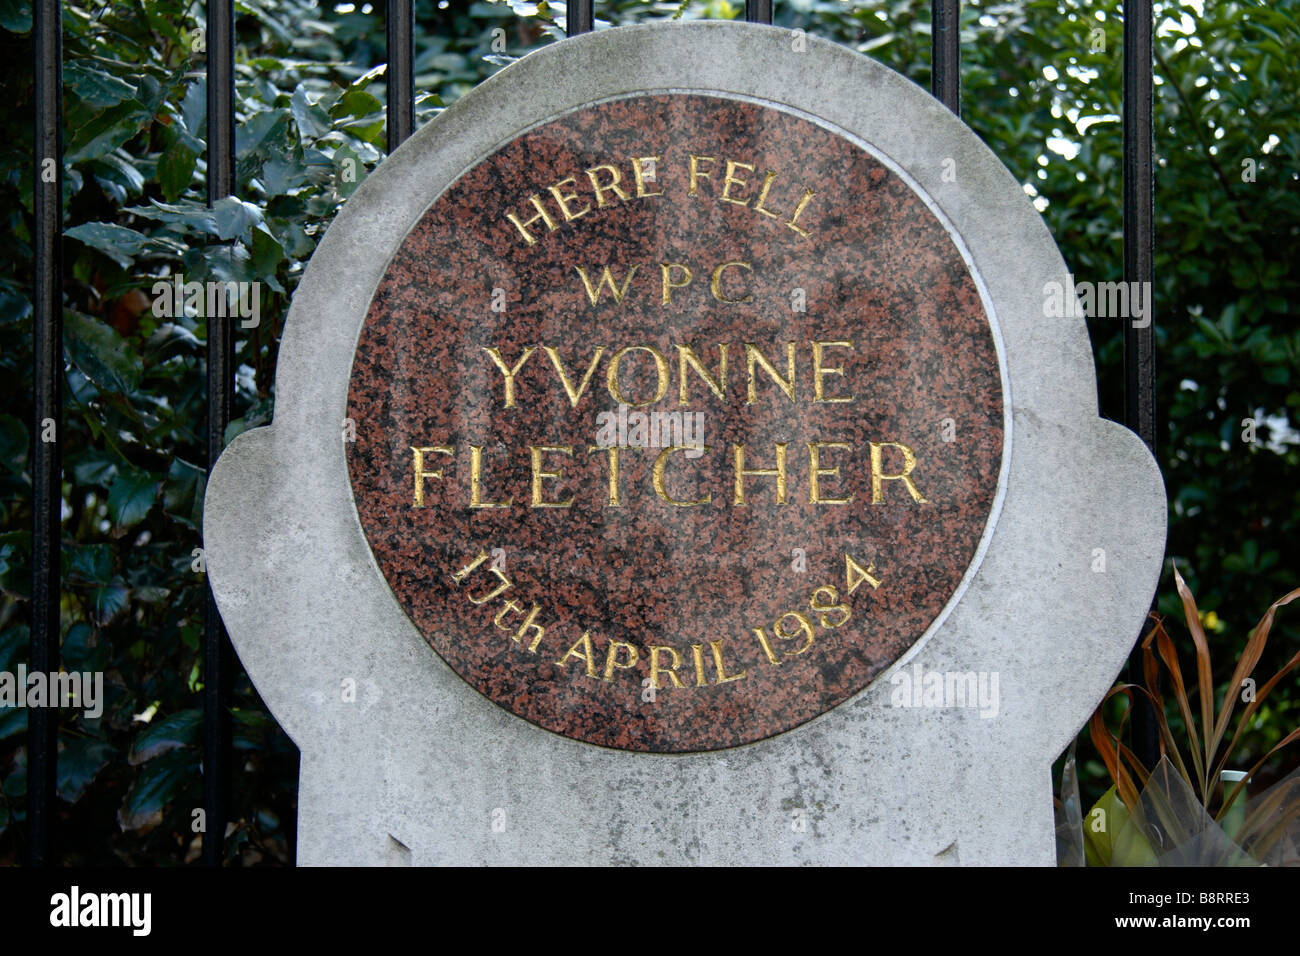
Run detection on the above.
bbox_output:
[529,445,575,508]
[773,611,815,656]
[807,441,853,505]
[785,187,815,238]
[690,643,708,686]
[509,604,547,653]
[506,194,558,245]
[556,632,598,677]
[809,585,851,629]
[607,345,669,407]
[676,344,727,404]
[584,164,629,208]
[812,340,854,403]
[688,155,715,196]
[470,445,512,509]
[709,639,747,683]
[744,342,797,404]
[587,445,623,506]
[648,645,684,688]
[543,346,605,407]
[574,265,639,306]
[491,599,548,654]
[603,641,639,681]
[845,553,882,594]
[493,600,524,630]
[733,442,788,505]
[719,160,754,206]
[466,566,511,606]
[710,260,753,304]
[652,446,712,506]
[753,627,781,666]
[752,170,782,219]
[410,445,453,507]
[547,176,591,222]
[631,156,664,198]
[660,262,693,305]
[482,346,535,408]
[869,441,928,503]
[451,551,489,583]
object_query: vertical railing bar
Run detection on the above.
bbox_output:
[387,0,415,153]
[27,0,62,869]
[1123,0,1159,768]
[745,0,773,25]
[568,0,593,36]
[202,0,236,867]
[931,0,961,116]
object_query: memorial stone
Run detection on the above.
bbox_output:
[205,22,1166,865]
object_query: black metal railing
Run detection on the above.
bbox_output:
[200,0,237,868]
[1123,0,1159,770]
[28,0,62,871]
[25,0,1157,866]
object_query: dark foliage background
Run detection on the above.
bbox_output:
[0,0,1295,864]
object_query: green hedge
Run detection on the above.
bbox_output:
[0,0,1295,863]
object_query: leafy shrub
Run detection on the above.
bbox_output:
[1,0,1296,862]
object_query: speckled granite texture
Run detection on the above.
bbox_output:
[346,93,1004,752]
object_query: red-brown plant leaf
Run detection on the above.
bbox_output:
[1213,642,1300,783]
[1172,563,1215,778]
[1133,624,1197,786]
[1090,686,1141,810]
[1150,612,1207,792]
[1232,728,1300,825]
[1210,585,1300,761]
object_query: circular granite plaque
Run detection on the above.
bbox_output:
[346,92,1006,752]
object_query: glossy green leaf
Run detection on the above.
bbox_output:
[65,221,150,268]
[107,467,159,529]
[58,736,116,803]
[157,139,197,201]
[211,195,264,241]
[0,0,32,33]
[63,309,142,394]
[66,100,148,164]
[65,61,135,109]
[117,748,196,831]
[129,708,201,765]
